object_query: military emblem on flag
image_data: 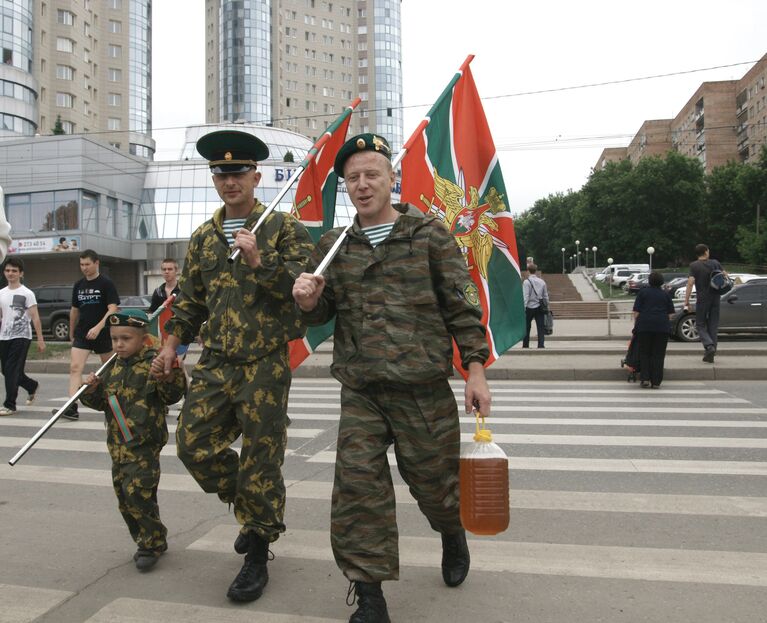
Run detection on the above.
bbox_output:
[400,56,525,373]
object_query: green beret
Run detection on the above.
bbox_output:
[109,309,149,328]
[333,133,392,177]
[196,130,270,173]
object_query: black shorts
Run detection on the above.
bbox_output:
[72,332,112,354]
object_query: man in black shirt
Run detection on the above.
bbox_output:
[683,243,727,363]
[148,258,180,314]
[58,249,120,420]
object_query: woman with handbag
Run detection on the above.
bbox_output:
[632,271,676,388]
[522,264,549,349]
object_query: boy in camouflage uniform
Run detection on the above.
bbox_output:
[293,134,492,623]
[81,309,186,571]
[152,130,314,602]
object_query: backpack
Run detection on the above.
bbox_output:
[709,268,733,295]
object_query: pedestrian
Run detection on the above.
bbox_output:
[522,263,549,349]
[151,129,314,602]
[0,257,45,416]
[0,185,11,261]
[292,133,492,623]
[80,309,186,571]
[58,249,120,420]
[632,271,675,388]
[683,244,727,363]
[148,258,180,314]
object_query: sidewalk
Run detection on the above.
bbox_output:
[28,319,767,381]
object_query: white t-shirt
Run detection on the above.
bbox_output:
[0,285,37,341]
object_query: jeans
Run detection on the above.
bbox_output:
[0,338,37,410]
[695,296,720,350]
[523,306,545,348]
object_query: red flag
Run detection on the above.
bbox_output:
[400,57,525,376]
[288,99,360,369]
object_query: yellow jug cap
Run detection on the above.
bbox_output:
[473,411,493,442]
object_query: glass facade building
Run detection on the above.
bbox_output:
[371,0,402,150]
[128,0,153,157]
[0,0,37,137]
[218,0,271,124]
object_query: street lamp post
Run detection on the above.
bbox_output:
[575,240,580,268]
[592,246,598,271]
[561,247,566,274]
[647,246,655,270]
[607,257,614,298]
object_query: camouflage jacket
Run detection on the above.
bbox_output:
[167,201,314,362]
[301,203,488,388]
[80,343,187,460]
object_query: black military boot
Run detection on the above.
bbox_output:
[441,529,470,587]
[347,581,391,623]
[233,531,249,554]
[226,533,270,602]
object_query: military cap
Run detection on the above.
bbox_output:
[109,309,150,328]
[196,130,270,173]
[333,133,392,177]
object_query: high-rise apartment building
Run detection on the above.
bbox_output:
[0,0,154,157]
[595,53,767,173]
[205,0,403,149]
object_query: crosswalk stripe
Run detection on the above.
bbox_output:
[288,386,730,396]
[306,451,767,475]
[0,583,73,623]
[0,418,323,438]
[293,395,749,404]
[189,526,767,587]
[84,597,345,623]
[286,402,767,415]
[4,465,766,517]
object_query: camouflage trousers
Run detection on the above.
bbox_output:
[110,443,167,551]
[331,378,463,582]
[175,348,290,542]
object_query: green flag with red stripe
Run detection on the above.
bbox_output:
[288,99,360,369]
[400,57,525,374]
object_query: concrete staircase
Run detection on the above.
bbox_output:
[523,272,614,319]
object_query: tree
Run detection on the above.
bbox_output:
[52,115,65,135]
[283,150,295,163]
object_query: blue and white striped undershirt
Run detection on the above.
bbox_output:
[361,223,395,248]
[222,218,247,246]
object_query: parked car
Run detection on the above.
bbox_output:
[32,284,72,341]
[625,272,650,293]
[671,281,767,341]
[663,276,689,295]
[609,269,635,288]
[595,263,650,283]
[120,295,152,313]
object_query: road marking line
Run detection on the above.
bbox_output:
[188,527,767,587]
[83,597,345,623]
[306,451,767,475]
[0,583,73,623]
[5,466,766,517]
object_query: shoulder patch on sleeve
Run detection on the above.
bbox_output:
[463,282,480,307]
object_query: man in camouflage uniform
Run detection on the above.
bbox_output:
[81,309,186,571]
[152,130,314,602]
[293,134,492,623]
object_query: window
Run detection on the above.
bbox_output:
[107,117,121,131]
[56,37,74,53]
[108,45,121,58]
[108,20,122,33]
[107,92,121,106]
[108,0,122,8]
[56,92,73,107]
[108,68,122,81]
[57,9,74,25]
[56,65,74,80]
[61,120,74,134]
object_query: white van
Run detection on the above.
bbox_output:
[595,264,650,283]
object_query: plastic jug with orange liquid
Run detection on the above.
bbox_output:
[459,411,509,535]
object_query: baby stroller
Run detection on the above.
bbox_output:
[621,331,640,382]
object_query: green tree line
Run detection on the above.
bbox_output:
[514,147,767,273]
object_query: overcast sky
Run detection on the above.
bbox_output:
[152,0,767,215]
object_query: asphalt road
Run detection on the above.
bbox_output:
[1,374,766,622]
